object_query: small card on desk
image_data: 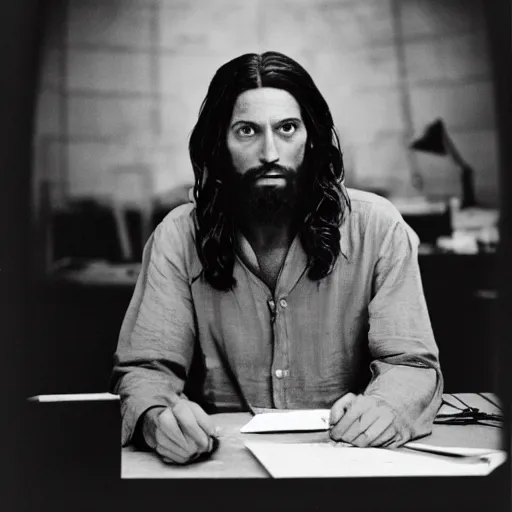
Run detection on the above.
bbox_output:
[240,409,331,433]
[28,392,120,402]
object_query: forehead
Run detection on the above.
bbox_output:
[230,87,302,122]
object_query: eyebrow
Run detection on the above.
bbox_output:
[230,117,303,129]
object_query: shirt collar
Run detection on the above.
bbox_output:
[236,232,260,271]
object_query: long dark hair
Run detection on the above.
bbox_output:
[189,51,351,291]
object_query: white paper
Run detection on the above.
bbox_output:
[240,409,330,433]
[28,393,120,402]
[244,441,507,478]
[405,442,501,459]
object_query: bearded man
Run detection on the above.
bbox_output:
[111,51,443,465]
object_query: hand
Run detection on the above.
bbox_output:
[142,399,217,464]
[329,393,403,448]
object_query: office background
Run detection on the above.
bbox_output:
[34,0,499,209]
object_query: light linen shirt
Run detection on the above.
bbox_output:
[111,188,443,446]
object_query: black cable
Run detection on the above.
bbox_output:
[435,394,504,427]
[434,418,503,428]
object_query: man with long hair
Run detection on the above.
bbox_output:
[111,52,442,465]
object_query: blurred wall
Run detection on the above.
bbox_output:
[33,0,499,211]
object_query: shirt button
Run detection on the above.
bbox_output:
[279,298,287,308]
[275,369,283,378]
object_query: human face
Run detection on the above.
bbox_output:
[226,87,308,188]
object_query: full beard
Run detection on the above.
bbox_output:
[226,162,307,227]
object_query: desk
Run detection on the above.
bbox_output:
[122,393,504,479]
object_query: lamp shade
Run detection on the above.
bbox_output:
[410,119,447,155]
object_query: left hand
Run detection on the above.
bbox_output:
[329,393,403,448]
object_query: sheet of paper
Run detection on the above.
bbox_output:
[240,409,330,433]
[244,441,507,478]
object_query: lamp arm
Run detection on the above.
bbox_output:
[442,130,477,208]
[442,130,469,168]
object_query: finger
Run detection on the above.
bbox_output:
[154,425,191,460]
[155,437,194,464]
[160,449,200,465]
[159,407,198,455]
[188,401,216,438]
[330,396,373,440]
[385,434,407,449]
[162,456,185,465]
[329,392,357,426]
[341,409,380,445]
[370,425,397,448]
[172,401,211,452]
[352,412,394,447]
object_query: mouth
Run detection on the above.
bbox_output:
[255,173,287,186]
[256,170,286,179]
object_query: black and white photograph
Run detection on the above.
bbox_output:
[3,0,511,510]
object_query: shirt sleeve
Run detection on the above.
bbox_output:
[110,219,196,446]
[364,219,444,442]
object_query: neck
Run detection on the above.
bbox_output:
[241,215,297,252]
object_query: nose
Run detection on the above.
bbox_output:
[259,129,279,165]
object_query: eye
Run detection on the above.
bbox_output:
[236,125,255,137]
[279,122,297,136]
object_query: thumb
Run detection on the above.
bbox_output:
[330,392,357,426]
[188,400,215,437]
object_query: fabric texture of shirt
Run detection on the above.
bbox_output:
[111,188,443,446]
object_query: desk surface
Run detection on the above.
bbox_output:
[122,393,504,479]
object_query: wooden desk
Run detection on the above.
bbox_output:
[122,393,504,479]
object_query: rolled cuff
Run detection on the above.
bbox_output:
[120,393,178,446]
[363,362,443,442]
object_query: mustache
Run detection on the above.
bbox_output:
[239,163,295,183]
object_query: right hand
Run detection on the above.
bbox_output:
[142,399,217,465]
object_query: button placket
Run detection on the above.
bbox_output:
[267,298,277,323]
[270,295,290,407]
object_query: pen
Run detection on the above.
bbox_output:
[403,445,495,464]
[209,435,220,454]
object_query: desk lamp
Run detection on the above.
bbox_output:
[411,118,477,209]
